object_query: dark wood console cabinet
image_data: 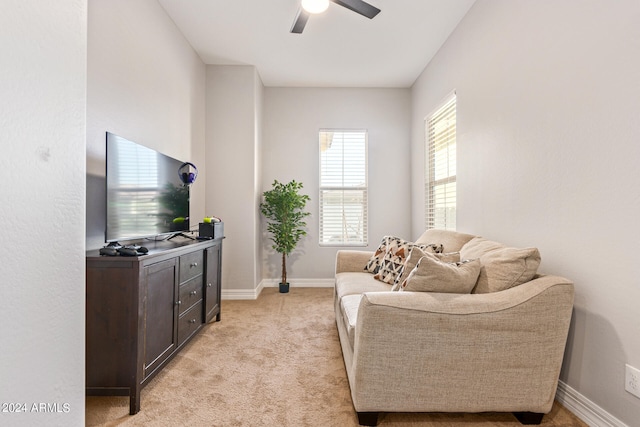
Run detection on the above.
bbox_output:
[85,237,223,415]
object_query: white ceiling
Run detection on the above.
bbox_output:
[157,0,476,88]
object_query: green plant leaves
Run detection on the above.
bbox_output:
[260,180,311,257]
[260,180,311,285]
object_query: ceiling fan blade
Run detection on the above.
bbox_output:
[290,8,310,33]
[331,0,381,19]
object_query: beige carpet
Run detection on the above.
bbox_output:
[86,287,586,427]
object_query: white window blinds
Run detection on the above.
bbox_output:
[425,94,456,230]
[319,130,368,246]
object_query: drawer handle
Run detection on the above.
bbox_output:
[207,283,212,288]
[176,300,181,306]
[190,262,198,268]
[190,290,197,296]
[188,319,197,324]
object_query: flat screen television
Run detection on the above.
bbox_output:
[105,132,189,244]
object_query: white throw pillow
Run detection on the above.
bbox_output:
[401,253,481,294]
[392,249,460,291]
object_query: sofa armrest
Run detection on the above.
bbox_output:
[350,275,574,413]
[335,250,374,274]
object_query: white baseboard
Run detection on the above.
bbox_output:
[221,278,333,300]
[221,279,268,300]
[260,278,335,288]
[556,380,628,427]
[221,287,261,300]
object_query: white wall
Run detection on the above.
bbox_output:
[411,0,640,424]
[0,0,87,424]
[86,0,206,250]
[206,65,264,295]
[262,88,412,281]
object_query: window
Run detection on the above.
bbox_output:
[425,94,456,230]
[319,130,368,246]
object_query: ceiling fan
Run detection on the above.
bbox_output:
[291,0,381,34]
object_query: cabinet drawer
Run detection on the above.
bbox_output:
[178,276,203,315]
[178,300,202,346]
[179,251,203,283]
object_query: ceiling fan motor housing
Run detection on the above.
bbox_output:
[291,0,381,34]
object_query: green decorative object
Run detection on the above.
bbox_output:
[260,180,311,292]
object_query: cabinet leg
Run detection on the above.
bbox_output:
[129,388,141,415]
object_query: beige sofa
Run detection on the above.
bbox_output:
[334,229,574,426]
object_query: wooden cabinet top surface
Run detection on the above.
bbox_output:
[86,237,223,265]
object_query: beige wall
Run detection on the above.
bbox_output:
[205,65,264,295]
[411,0,640,424]
[262,88,412,281]
[0,0,87,424]
[86,0,206,249]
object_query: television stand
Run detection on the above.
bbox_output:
[86,237,223,414]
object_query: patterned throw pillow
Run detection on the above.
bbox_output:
[372,237,443,285]
[364,236,393,274]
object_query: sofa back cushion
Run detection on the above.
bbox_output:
[415,229,476,253]
[460,237,541,293]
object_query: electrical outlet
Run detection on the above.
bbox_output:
[626,364,640,398]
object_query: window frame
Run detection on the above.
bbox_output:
[425,93,457,231]
[318,129,368,247]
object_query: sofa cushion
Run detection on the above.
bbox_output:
[335,272,392,300]
[415,229,476,253]
[340,294,362,350]
[400,253,481,293]
[460,237,541,293]
[373,238,442,285]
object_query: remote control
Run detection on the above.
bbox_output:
[117,247,138,257]
[99,247,118,256]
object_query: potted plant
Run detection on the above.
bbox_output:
[260,179,311,293]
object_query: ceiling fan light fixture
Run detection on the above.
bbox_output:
[301,0,330,14]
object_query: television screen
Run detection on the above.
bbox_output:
[105,132,189,243]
